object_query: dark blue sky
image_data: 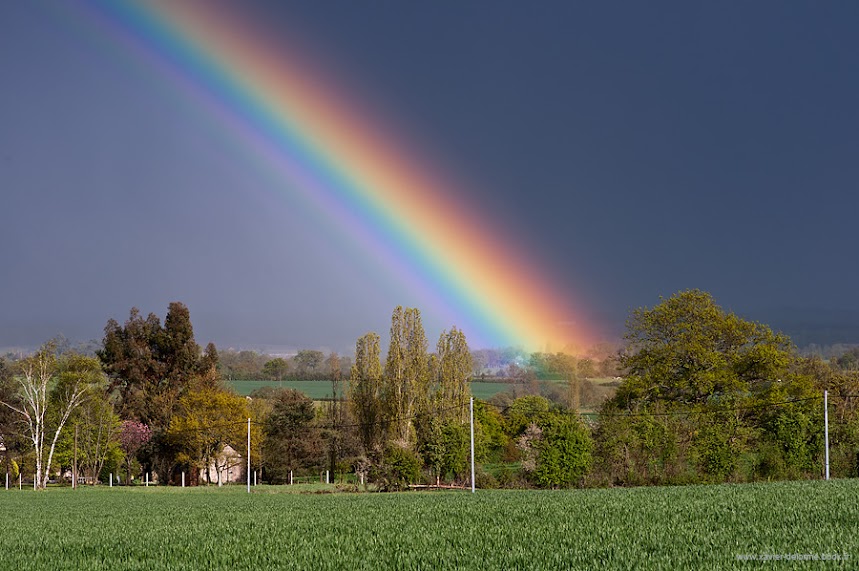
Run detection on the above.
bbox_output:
[2,1,858,351]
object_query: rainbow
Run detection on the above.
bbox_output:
[82,0,594,350]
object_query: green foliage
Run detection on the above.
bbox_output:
[263,389,323,481]
[218,350,269,381]
[293,350,325,375]
[10,297,858,494]
[262,358,289,381]
[98,303,215,430]
[99,444,124,482]
[690,413,747,480]
[421,419,469,482]
[162,302,201,383]
[834,347,859,371]
[763,410,821,477]
[379,444,422,490]
[350,333,384,453]
[532,413,593,488]
[528,352,577,380]
[505,395,551,437]
[433,327,472,423]
[98,304,225,481]
[473,400,508,463]
[8,345,104,488]
[577,358,597,379]
[474,467,499,489]
[592,290,832,486]
[167,388,250,480]
[616,289,793,407]
[383,306,429,445]
[9,459,19,480]
[593,404,692,486]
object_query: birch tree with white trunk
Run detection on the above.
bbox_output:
[0,346,101,489]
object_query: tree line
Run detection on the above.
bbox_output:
[219,349,351,382]
[3,291,859,490]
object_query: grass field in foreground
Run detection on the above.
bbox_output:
[1,480,856,570]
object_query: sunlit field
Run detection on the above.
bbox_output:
[225,378,524,400]
[1,480,856,570]
[226,378,619,402]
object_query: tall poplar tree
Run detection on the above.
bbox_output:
[383,306,429,445]
[435,327,473,424]
[325,352,343,474]
[350,333,384,453]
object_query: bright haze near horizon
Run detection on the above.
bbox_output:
[2,1,858,353]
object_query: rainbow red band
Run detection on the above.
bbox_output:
[84,0,594,350]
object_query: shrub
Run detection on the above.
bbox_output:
[379,444,422,491]
[532,413,593,488]
[475,468,498,489]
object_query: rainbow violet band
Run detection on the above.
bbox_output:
[82,0,593,350]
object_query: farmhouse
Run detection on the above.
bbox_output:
[200,444,244,485]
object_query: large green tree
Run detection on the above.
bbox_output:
[99,303,217,428]
[293,350,325,378]
[262,358,289,382]
[262,389,323,481]
[615,289,794,407]
[99,308,164,424]
[596,290,822,485]
[167,387,249,485]
[98,302,220,481]
[161,303,202,383]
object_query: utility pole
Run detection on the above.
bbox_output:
[824,390,830,481]
[470,397,475,493]
[73,424,78,489]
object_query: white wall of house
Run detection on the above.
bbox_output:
[200,445,243,485]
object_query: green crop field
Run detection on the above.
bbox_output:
[226,379,520,400]
[227,379,346,399]
[1,480,856,570]
[226,379,618,401]
[467,381,517,400]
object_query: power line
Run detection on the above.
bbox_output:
[162,391,859,436]
[160,400,474,436]
[315,400,472,431]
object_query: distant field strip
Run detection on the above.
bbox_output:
[226,379,520,399]
[226,379,617,400]
[227,379,346,399]
[1,481,856,570]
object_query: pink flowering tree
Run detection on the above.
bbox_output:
[119,420,151,485]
